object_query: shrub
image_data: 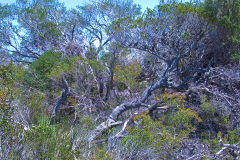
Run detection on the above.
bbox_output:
[121,92,202,158]
[199,0,240,63]
[25,116,75,159]
[114,61,142,90]
[24,50,62,90]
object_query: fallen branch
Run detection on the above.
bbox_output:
[88,119,123,142]
[215,140,240,158]
[89,47,210,142]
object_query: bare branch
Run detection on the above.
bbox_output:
[50,76,71,126]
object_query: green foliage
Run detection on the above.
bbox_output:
[1,0,240,159]
[91,148,113,160]
[203,130,239,156]
[114,61,141,90]
[158,0,200,15]
[122,93,201,157]
[202,131,223,153]
[25,116,75,159]
[83,58,106,72]
[48,56,81,78]
[160,92,186,108]
[81,115,94,130]
[30,50,62,79]
[199,0,219,22]
[231,52,240,63]
[0,89,15,138]
[0,92,24,158]
[0,63,26,158]
[198,95,240,156]
[200,94,215,114]
[198,0,240,62]
[0,62,24,87]
[49,54,105,79]
[199,95,230,127]
[24,50,62,89]
[228,129,240,144]
[0,4,12,18]
[39,21,62,39]
[26,92,47,123]
[155,0,240,63]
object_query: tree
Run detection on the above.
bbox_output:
[200,0,240,63]
[1,0,239,159]
[0,0,85,63]
[89,0,226,143]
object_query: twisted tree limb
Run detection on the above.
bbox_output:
[93,103,168,145]
[215,141,240,158]
[50,76,71,126]
[88,51,208,142]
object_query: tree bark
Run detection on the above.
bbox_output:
[50,76,71,126]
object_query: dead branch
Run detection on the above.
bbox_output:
[215,142,240,158]
[50,76,71,126]
[88,120,123,142]
[89,48,207,142]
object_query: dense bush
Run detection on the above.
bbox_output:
[0,0,240,159]
[120,93,202,159]
[199,0,240,63]
[24,50,62,90]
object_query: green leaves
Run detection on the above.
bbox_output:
[200,94,215,113]
[24,50,62,89]
[39,21,62,39]
[48,56,81,78]
[197,0,240,63]
[31,50,62,76]
[25,116,74,159]
[114,61,141,89]
[199,95,230,128]
[122,92,201,156]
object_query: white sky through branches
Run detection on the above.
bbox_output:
[1,0,160,11]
